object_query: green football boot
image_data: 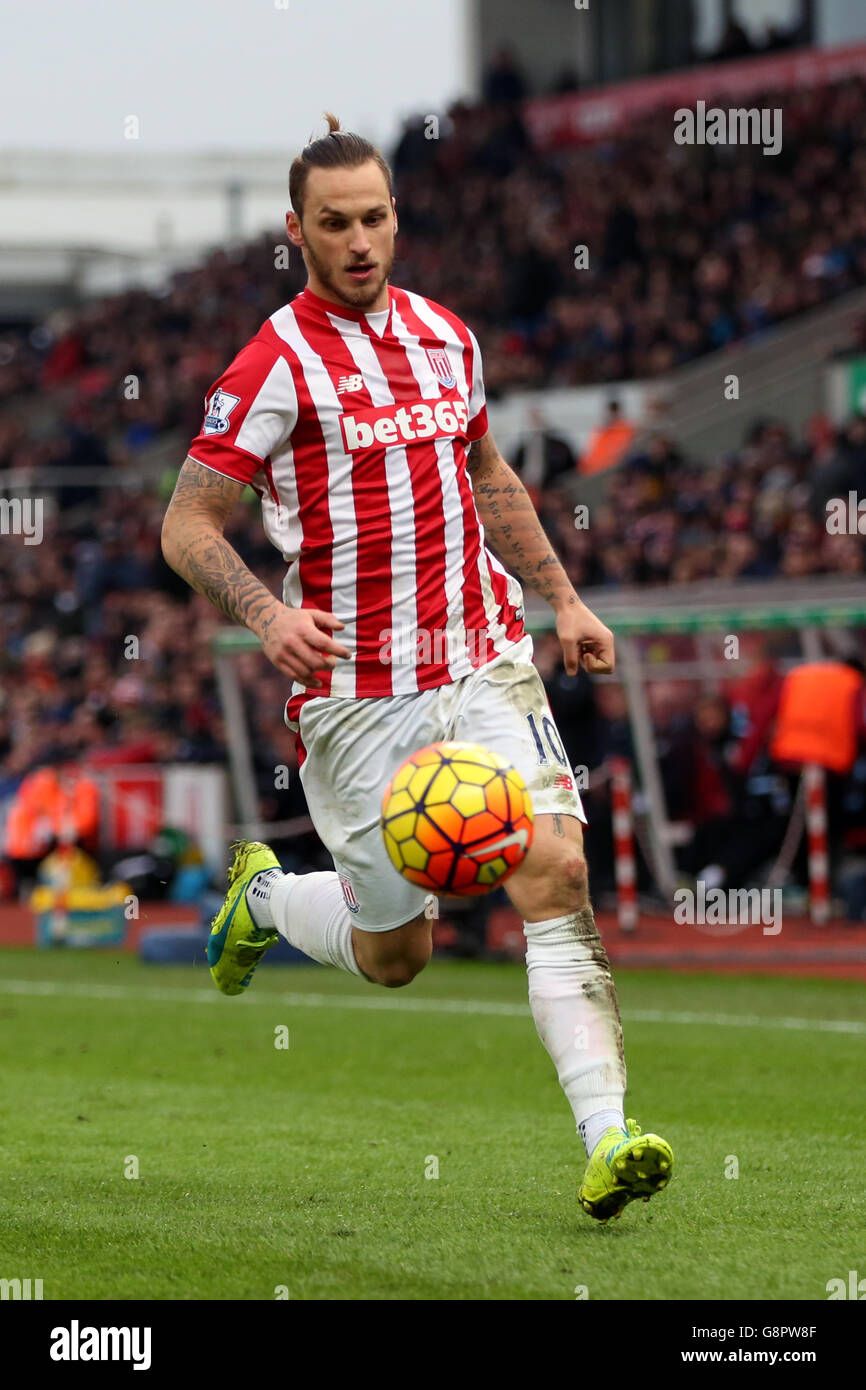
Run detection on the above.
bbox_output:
[207,841,281,996]
[578,1118,674,1222]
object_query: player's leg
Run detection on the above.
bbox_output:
[248,857,433,987]
[449,641,628,1148]
[502,810,633,1166]
[210,843,432,993]
[506,808,674,1224]
[450,636,673,1219]
[209,690,438,995]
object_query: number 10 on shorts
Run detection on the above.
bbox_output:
[525,712,568,767]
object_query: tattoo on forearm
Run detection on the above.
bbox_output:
[172,528,279,633]
[552,814,565,837]
[164,461,278,634]
[469,451,573,604]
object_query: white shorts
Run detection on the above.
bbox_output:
[296,635,585,931]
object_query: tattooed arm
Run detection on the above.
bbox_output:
[161,457,349,688]
[465,432,615,675]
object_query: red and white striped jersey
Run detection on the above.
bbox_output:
[186,284,525,721]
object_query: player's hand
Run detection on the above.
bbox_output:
[258,604,351,688]
[554,596,615,676]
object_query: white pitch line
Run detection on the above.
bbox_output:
[0,978,865,1034]
[625,1008,866,1035]
[0,978,525,1017]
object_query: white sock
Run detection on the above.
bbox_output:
[246,869,282,929]
[248,869,363,978]
[579,1109,627,1157]
[523,907,627,1151]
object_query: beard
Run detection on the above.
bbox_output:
[303,236,395,310]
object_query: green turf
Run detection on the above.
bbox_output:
[0,946,864,1300]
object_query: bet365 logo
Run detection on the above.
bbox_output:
[826,1270,866,1299]
[340,396,469,452]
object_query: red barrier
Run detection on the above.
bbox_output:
[524,40,866,151]
[609,757,638,931]
[804,763,831,925]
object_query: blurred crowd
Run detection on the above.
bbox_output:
[535,412,866,587]
[390,72,866,393]
[3,68,866,445]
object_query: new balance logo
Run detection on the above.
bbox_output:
[341,395,469,453]
[336,374,365,395]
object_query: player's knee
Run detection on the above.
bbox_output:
[375,953,429,989]
[378,965,417,988]
[365,921,432,988]
[566,848,589,901]
[537,846,590,913]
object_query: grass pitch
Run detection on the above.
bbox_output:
[0,947,863,1301]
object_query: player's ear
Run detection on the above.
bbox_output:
[391,196,398,235]
[286,210,304,247]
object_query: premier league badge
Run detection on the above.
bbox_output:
[203,387,241,435]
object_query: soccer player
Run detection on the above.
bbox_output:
[161,115,673,1222]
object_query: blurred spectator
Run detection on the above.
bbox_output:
[769,656,866,884]
[770,658,865,777]
[510,408,575,499]
[810,414,866,516]
[662,692,789,886]
[482,47,527,104]
[726,638,787,780]
[712,19,754,62]
[3,756,101,895]
[552,67,580,95]
[579,400,637,476]
[392,114,439,179]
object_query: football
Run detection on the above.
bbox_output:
[380,741,534,896]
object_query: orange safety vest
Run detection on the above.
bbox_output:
[579,420,636,477]
[770,662,863,774]
[3,768,100,859]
